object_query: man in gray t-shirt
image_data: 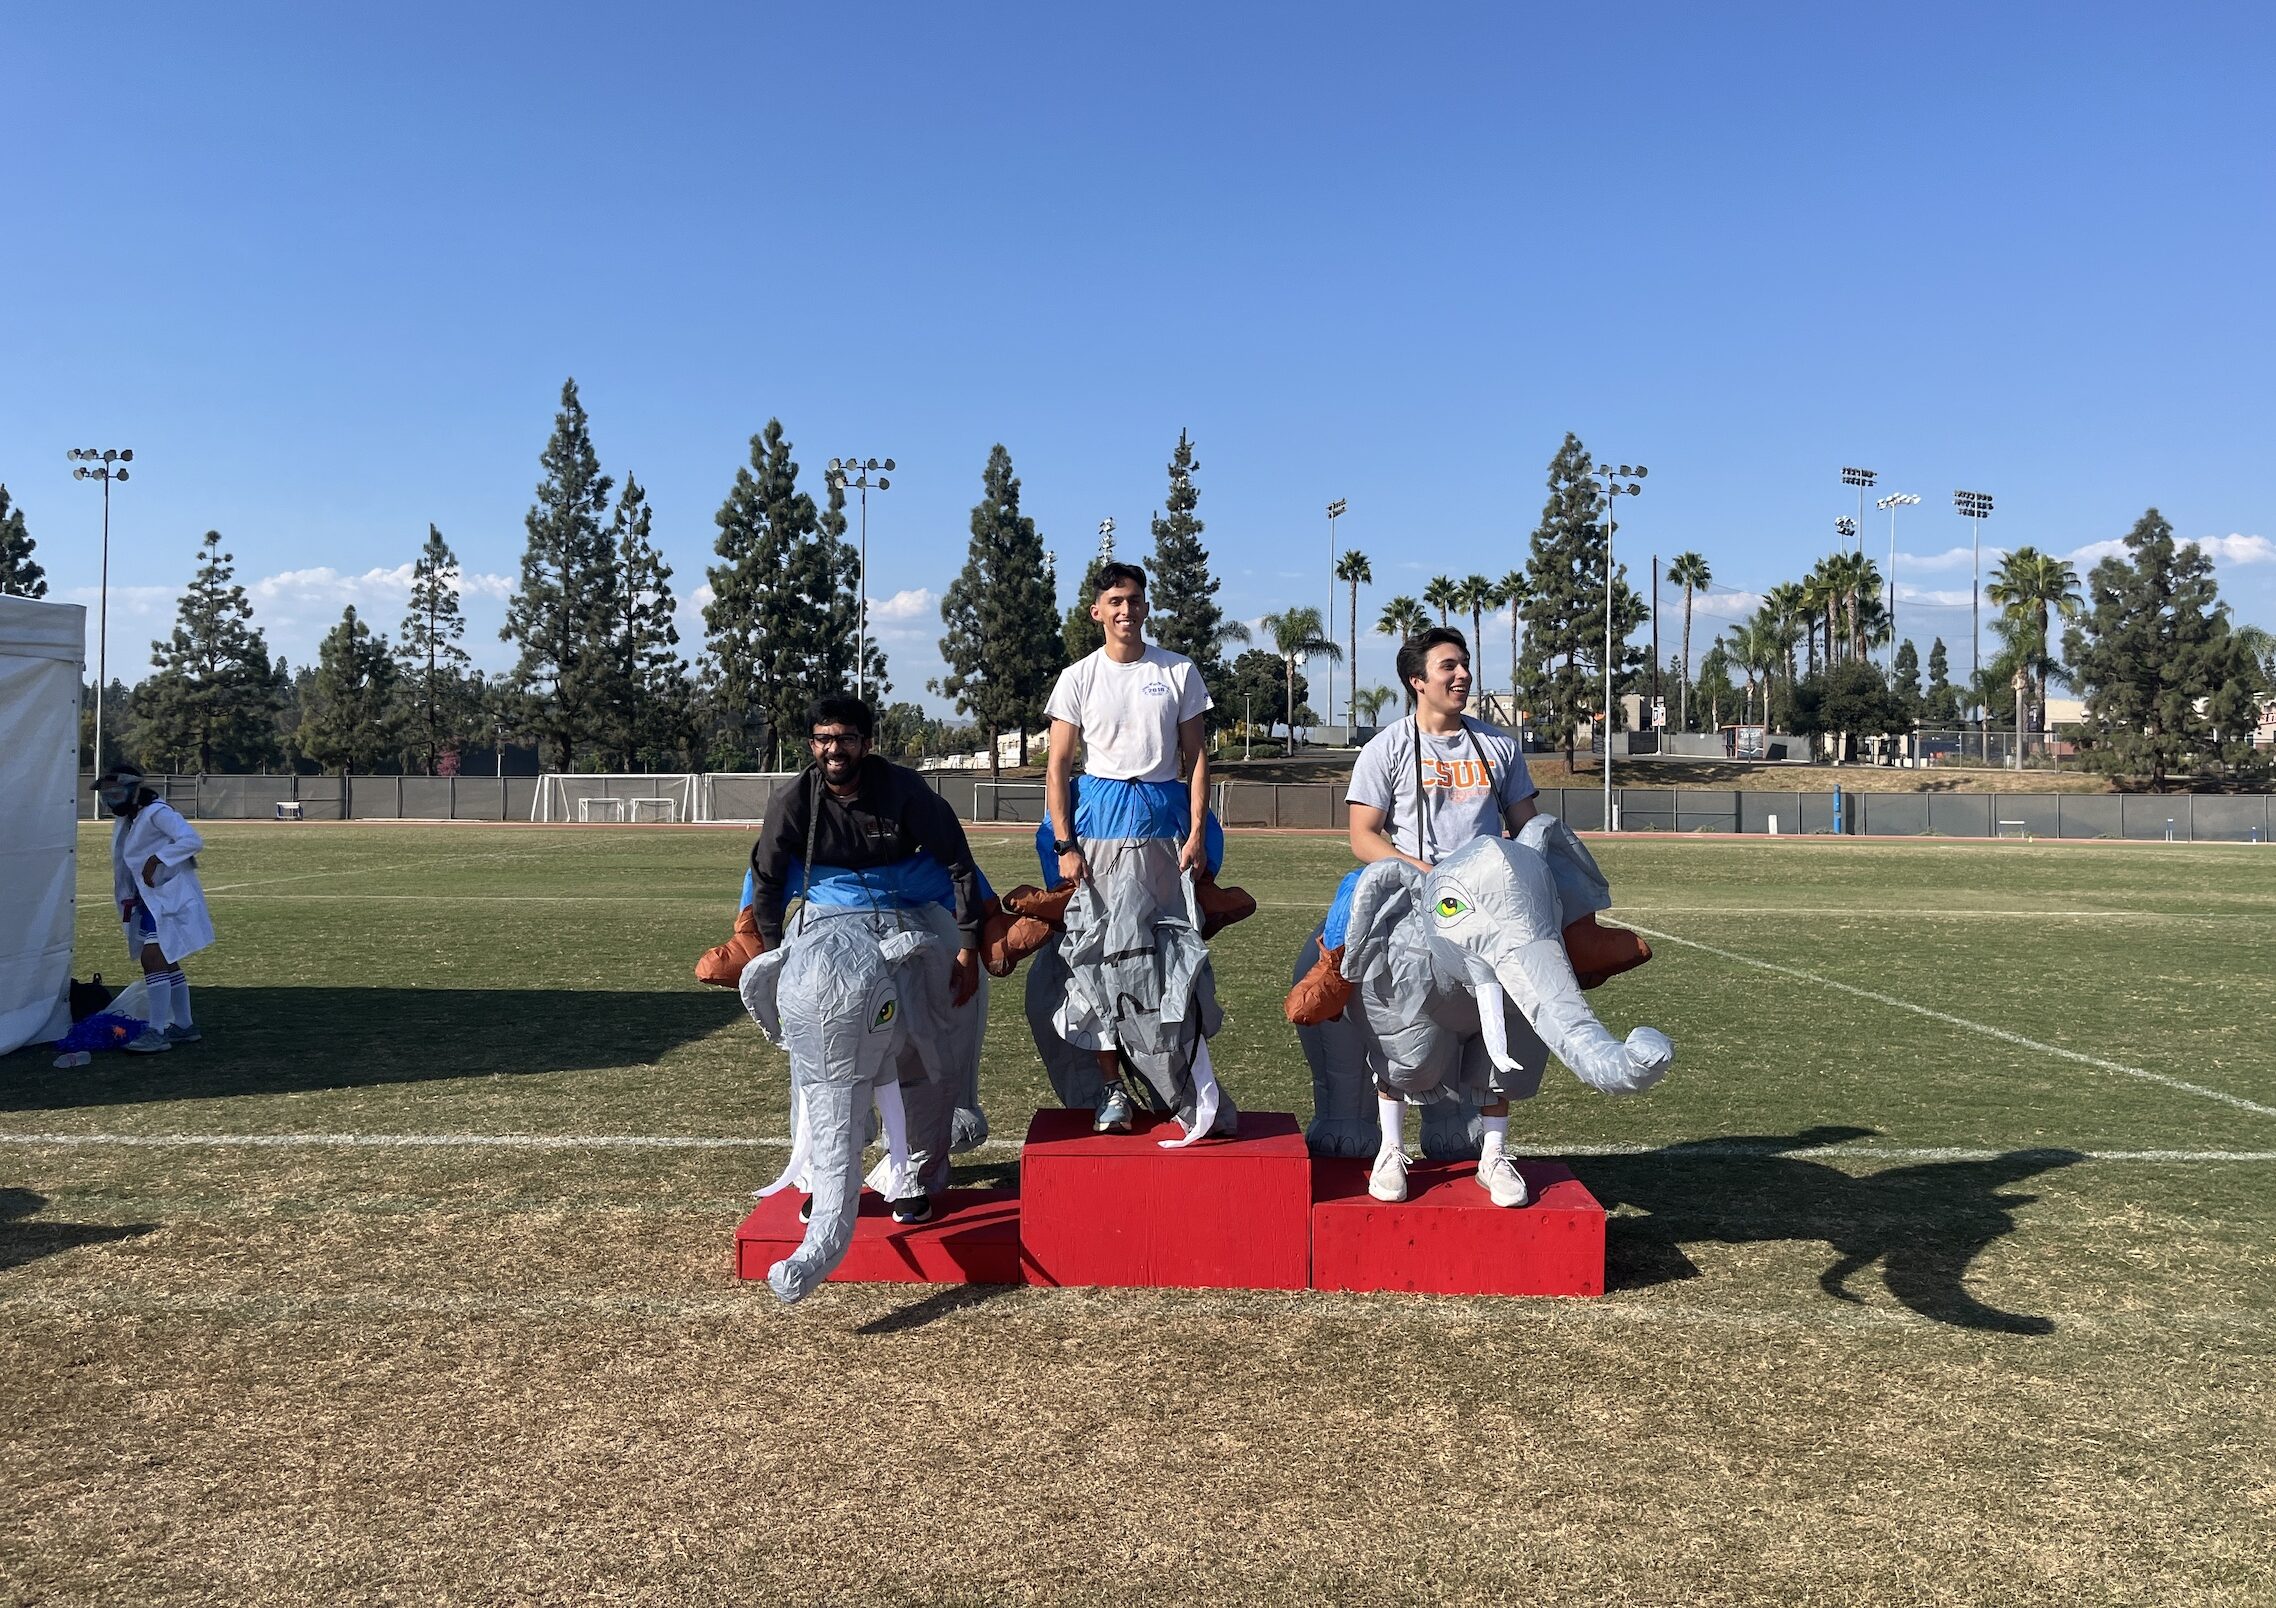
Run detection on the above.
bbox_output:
[1347,715,1535,867]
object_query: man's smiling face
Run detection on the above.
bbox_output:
[810,723,869,789]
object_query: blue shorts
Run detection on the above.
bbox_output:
[1034,775,1225,887]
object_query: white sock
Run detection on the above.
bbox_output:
[1481,1114,1509,1165]
[142,973,175,1036]
[1377,1094,1406,1158]
[167,971,191,1027]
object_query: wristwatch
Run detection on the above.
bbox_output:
[1052,838,1080,856]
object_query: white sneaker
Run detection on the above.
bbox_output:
[1477,1152,1529,1208]
[1367,1147,1410,1203]
[122,1029,172,1055]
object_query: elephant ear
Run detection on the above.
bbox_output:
[738,946,790,1046]
[1342,858,1424,982]
[1520,812,1612,924]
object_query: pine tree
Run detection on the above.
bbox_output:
[298,605,402,773]
[503,378,619,772]
[704,419,826,769]
[603,475,691,769]
[1923,637,1963,724]
[135,531,285,773]
[0,484,43,598]
[1891,638,1923,718]
[2064,508,2261,791]
[1518,433,1645,767]
[397,525,475,774]
[1145,430,1240,720]
[934,445,1065,776]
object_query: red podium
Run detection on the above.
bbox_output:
[1309,1158,1606,1297]
[1018,1108,1313,1290]
[734,1186,1023,1286]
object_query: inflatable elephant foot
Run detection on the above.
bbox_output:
[950,1104,990,1153]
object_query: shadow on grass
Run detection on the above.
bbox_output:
[0,987,745,1111]
[853,1281,1020,1335]
[0,1188,157,1271]
[1580,1126,2088,1335]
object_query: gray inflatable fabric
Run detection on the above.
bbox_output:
[1301,818,1671,1156]
[738,906,972,1303]
[1038,837,1235,1136]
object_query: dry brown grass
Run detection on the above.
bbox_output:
[4,1145,2271,1608]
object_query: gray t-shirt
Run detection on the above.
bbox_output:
[1347,716,1536,862]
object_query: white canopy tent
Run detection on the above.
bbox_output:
[0,594,85,1055]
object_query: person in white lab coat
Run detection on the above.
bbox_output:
[96,762,216,1052]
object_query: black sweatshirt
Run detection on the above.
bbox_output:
[748,758,982,948]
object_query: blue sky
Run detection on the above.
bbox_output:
[5,2,2270,718]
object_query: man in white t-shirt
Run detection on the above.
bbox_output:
[1042,562,1232,1140]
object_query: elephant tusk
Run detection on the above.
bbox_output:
[1472,973,1528,1075]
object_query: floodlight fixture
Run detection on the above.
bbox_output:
[1593,458,1648,830]
[1324,498,1349,726]
[68,444,135,773]
[1841,466,1878,487]
[1953,490,1995,716]
[830,452,896,701]
[1876,494,1921,663]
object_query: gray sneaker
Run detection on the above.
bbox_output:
[122,1028,172,1055]
[163,1023,202,1044]
[1092,1086,1135,1134]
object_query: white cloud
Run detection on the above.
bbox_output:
[866,586,936,623]
[62,583,177,622]
[2065,532,2273,568]
[1895,586,1975,608]
[1894,546,1982,574]
[245,563,515,619]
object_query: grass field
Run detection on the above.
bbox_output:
[4,821,2273,1606]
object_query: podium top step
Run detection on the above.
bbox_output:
[1022,1107,1305,1158]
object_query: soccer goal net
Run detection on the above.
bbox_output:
[532,773,699,824]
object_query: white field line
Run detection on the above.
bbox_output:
[1627,921,2276,1121]
[1247,901,2218,918]
[0,1132,2269,1164]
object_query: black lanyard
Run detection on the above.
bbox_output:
[1410,716,1500,861]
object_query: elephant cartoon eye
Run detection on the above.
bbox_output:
[1435,894,1471,920]
[870,998,896,1031]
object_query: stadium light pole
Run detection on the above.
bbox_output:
[1325,498,1346,725]
[1594,461,1646,831]
[67,447,133,772]
[1841,467,1877,554]
[1097,516,1114,560]
[1876,492,1920,665]
[1955,489,1994,727]
[826,456,894,703]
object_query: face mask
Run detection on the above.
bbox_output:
[98,783,136,814]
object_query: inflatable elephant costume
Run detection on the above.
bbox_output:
[738,902,978,1303]
[1027,843,1236,1141]
[1301,817,1672,1157]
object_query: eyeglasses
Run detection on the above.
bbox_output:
[809,732,866,749]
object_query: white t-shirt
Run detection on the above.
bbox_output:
[1347,716,1536,861]
[1045,644,1212,783]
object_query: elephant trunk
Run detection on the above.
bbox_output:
[1478,936,1673,1096]
[766,1080,869,1304]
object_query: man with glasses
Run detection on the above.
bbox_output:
[746,695,989,1222]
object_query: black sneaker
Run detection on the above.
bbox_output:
[890,1194,934,1225]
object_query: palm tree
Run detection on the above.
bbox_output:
[1377,594,1429,650]
[1723,614,1781,726]
[1763,581,1808,690]
[1351,684,1395,727]
[1495,568,1530,729]
[1985,546,2082,742]
[1260,606,1342,751]
[1423,575,1461,627]
[2235,623,2276,692]
[1666,551,1710,730]
[1455,573,1496,689]
[1800,560,1839,674]
[1335,549,1372,737]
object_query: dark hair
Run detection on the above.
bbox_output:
[805,694,875,740]
[1396,628,1470,704]
[1093,561,1148,598]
